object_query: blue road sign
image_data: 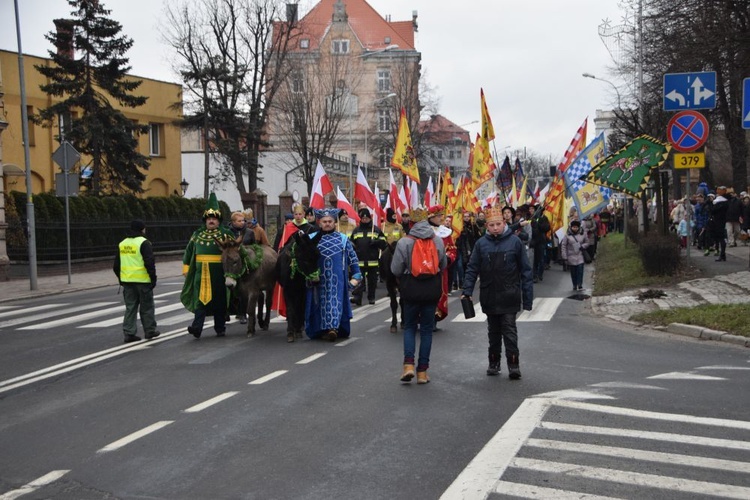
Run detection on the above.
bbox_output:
[743,78,750,130]
[663,72,717,111]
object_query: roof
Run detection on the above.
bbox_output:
[291,0,416,52]
[418,115,472,145]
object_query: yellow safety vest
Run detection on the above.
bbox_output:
[119,236,150,283]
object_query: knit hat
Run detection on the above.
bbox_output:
[358,208,372,219]
[130,219,145,232]
[570,219,581,227]
[202,193,222,220]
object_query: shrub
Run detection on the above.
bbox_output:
[638,231,681,276]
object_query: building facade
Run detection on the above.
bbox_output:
[0,49,183,197]
[265,0,422,198]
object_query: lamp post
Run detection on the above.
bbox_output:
[180,178,190,197]
[364,92,397,179]
[582,73,622,109]
[349,44,400,198]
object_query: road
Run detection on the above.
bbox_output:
[0,266,748,499]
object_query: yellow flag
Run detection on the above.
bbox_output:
[480,88,495,142]
[470,134,495,190]
[441,168,455,209]
[390,108,420,184]
[518,176,528,206]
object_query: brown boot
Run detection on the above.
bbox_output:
[400,364,415,382]
[416,371,430,384]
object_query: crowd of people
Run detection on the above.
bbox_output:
[118,193,604,384]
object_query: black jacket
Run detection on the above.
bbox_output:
[462,227,533,314]
[351,222,387,268]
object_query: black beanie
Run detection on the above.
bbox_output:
[358,208,371,219]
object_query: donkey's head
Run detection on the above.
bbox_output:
[215,233,244,288]
[291,231,322,283]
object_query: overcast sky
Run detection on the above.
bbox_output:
[0,0,628,164]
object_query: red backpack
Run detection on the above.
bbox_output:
[408,235,440,278]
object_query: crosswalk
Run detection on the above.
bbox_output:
[0,293,566,332]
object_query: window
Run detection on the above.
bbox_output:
[449,150,455,160]
[332,39,349,54]
[149,123,162,156]
[456,150,462,159]
[377,109,390,132]
[326,91,357,117]
[377,69,391,92]
[379,147,389,168]
[430,150,435,159]
[26,106,35,146]
[437,150,443,159]
[292,71,304,93]
[300,38,309,49]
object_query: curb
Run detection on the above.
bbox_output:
[665,322,749,347]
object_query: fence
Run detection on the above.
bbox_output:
[7,220,201,262]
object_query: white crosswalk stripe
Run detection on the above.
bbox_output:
[0,302,117,329]
[442,397,750,499]
[450,297,564,323]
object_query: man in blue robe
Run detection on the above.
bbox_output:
[305,208,362,341]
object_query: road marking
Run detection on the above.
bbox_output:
[0,470,71,500]
[517,297,564,321]
[335,337,359,347]
[0,302,116,329]
[555,399,750,430]
[248,370,287,385]
[510,457,750,498]
[526,438,750,473]
[440,398,550,500]
[493,480,619,500]
[158,312,194,326]
[532,389,615,400]
[540,422,750,450]
[589,382,666,390]
[0,303,68,320]
[647,371,726,380]
[351,299,391,321]
[695,365,750,370]
[81,303,187,328]
[183,392,239,413]
[18,304,127,330]
[98,421,174,453]
[0,328,186,394]
[296,353,327,364]
[154,290,181,299]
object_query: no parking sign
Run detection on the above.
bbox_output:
[667,110,709,153]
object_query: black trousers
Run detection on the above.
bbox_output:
[353,265,379,301]
[487,312,519,360]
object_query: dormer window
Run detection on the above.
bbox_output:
[332,39,349,54]
[384,37,391,44]
[300,38,309,49]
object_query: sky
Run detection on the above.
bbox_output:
[0,0,628,165]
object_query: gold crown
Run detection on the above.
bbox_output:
[485,205,504,222]
[410,207,428,223]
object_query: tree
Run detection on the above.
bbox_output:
[609,0,750,191]
[164,0,297,205]
[35,0,150,194]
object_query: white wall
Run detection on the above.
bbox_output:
[181,151,309,212]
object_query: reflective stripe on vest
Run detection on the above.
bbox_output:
[119,236,150,283]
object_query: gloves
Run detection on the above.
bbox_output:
[151,278,157,289]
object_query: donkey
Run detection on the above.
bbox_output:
[217,234,278,337]
[379,241,403,333]
[275,230,322,342]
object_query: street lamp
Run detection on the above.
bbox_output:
[180,178,190,197]
[582,72,622,109]
[364,92,397,179]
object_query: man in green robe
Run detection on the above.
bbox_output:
[181,193,235,338]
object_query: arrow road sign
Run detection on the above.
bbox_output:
[667,110,709,153]
[663,72,717,111]
[743,78,750,130]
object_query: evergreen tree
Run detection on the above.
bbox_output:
[35,0,150,194]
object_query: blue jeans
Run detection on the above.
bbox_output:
[402,301,437,371]
[569,263,584,289]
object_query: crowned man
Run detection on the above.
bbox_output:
[426,205,457,324]
[181,193,236,339]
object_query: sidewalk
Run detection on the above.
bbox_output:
[590,242,750,347]
[0,255,185,304]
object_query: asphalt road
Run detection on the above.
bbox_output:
[1,266,748,499]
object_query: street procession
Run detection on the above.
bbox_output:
[1,0,749,499]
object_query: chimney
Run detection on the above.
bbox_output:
[53,19,75,59]
[412,10,419,32]
[286,3,298,23]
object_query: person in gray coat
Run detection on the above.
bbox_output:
[461,206,533,379]
[390,209,447,384]
[560,219,589,291]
